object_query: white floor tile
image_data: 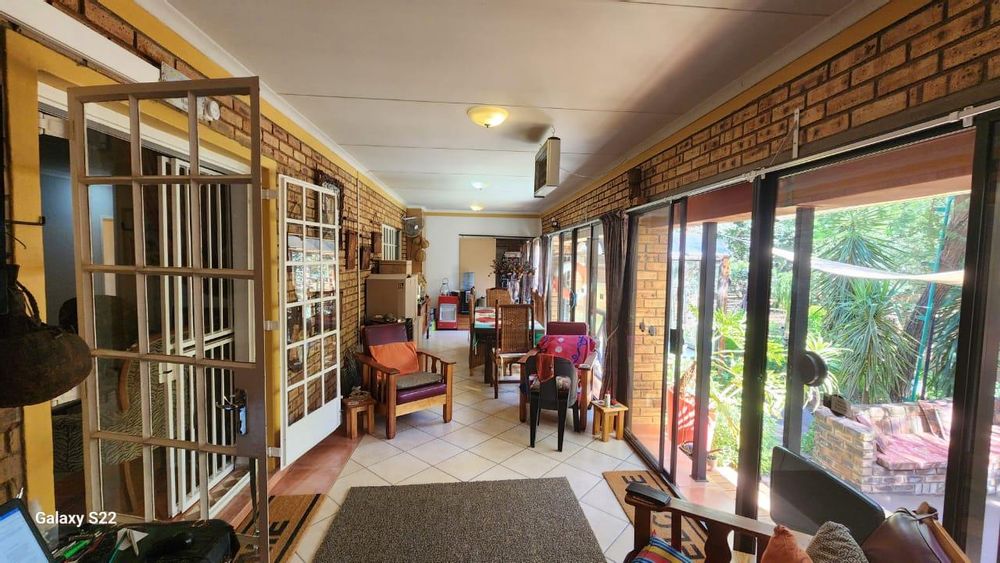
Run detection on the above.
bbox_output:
[468,437,525,463]
[338,459,364,478]
[440,426,493,449]
[408,439,464,465]
[383,427,436,451]
[409,417,465,437]
[398,466,460,485]
[450,405,491,425]
[471,464,526,482]
[468,415,519,436]
[542,463,602,499]
[581,503,629,552]
[580,481,628,520]
[604,525,636,562]
[327,468,391,505]
[367,452,431,484]
[586,437,635,460]
[564,447,623,475]
[349,439,402,467]
[536,434,585,462]
[501,448,560,478]
[496,423,553,447]
[436,450,496,481]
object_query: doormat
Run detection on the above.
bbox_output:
[237,493,322,562]
[603,470,708,561]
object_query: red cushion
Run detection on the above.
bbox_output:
[369,341,420,375]
[761,525,812,563]
[545,321,588,335]
[397,382,448,404]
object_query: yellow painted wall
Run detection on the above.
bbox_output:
[5,31,282,511]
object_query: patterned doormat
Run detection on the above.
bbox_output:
[603,470,708,561]
[237,493,322,562]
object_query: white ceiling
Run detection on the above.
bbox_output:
[158,0,874,212]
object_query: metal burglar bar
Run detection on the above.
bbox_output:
[68,77,268,555]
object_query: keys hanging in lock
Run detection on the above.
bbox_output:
[217,389,248,435]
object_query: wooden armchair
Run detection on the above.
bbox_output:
[625,491,810,562]
[355,324,454,439]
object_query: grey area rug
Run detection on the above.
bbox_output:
[314,477,606,562]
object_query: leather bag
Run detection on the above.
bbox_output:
[861,508,951,563]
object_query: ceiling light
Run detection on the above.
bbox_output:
[470,204,484,212]
[467,106,509,128]
[471,181,486,190]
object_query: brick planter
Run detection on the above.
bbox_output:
[812,403,1000,496]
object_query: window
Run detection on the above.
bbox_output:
[381,224,400,259]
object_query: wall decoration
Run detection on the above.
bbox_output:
[344,229,358,270]
[360,246,372,272]
[372,231,382,259]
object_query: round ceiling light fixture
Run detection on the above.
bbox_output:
[470,204,484,212]
[467,106,509,128]
[471,181,487,190]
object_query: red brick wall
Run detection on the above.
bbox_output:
[632,224,669,426]
[543,0,1000,232]
[43,0,407,353]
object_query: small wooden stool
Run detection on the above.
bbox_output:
[343,397,375,439]
[592,401,628,442]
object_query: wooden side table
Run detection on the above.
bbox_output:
[343,397,375,439]
[592,401,628,442]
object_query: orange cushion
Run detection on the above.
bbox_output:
[762,526,812,563]
[369,341,420,375]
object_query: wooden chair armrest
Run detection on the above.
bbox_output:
[417,350,454,367]
[577,349,599,370]
[625,493,812,561]
[514,349,540,364]
[354,353,400,375]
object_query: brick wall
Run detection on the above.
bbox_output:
[542,0,1000,233]
[631,223,669,426]
[0,408,24,504]
[44,0,407,353]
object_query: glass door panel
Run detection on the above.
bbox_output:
[758,129,976,519]
[630,205,672,464]
[591,224,607,394]
[574,227,590,322]
[548,234,560,323]
[560,232,574,321]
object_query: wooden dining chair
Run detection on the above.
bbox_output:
[486,287,512,307]
[492,304,533,398]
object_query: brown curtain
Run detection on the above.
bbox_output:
[600,210,628,400]
[538,235,550,300]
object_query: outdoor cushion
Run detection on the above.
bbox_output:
[529,375,572,394]
[369,341,420,375]
[631,532,691,563]
[761,525,812,563]
[875,433,949,470]
[395,371,442,390]
[806,522,866,563]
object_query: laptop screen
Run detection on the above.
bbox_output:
[0,500,50,563]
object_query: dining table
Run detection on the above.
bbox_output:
[468,306,544,384]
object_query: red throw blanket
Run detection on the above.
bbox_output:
[537,334,596,366]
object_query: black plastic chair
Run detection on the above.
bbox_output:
[522,353,579,452]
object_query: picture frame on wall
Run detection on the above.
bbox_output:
[360,245,371,271]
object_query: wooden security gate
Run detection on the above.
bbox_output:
[68,78,269,555]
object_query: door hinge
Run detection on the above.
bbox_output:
[262,189,279,200]
[39,113,68,139]
[264,320,279,331]
[267,446,282,458]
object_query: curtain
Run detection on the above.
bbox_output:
[599,211,628,400]
[537,235,550,301]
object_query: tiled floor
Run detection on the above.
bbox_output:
[290,330,644,562]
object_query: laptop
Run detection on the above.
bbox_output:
[0,498,54,563]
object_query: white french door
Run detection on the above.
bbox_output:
[69,78,269,554]
[279,175,342,466]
